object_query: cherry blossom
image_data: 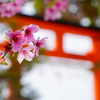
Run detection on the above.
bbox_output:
[0,51,5,64]
[33,37,47,57]
[54,0,67,12]
[0,52,2,57]
[0,0,24,18]
[17,46,35,64]
[44,0,67,21]
[23,24,39,43]
[5,30,25,52]
[3,42,12,53]
[44,7,62,21]
[15,0,25,5]
[44,0,52,4]
[12,0,25,13]
[0,24,47,65]
[0,2,16,17]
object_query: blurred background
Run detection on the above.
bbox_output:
[0,0,100,100]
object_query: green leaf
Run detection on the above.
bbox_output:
[2,58,5,62]
[5,36,9,41]
[12,53,15,57]
[3,62,8,65]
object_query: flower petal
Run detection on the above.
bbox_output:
[17,53,24,64]
[24,33,34,43]
[30,24,39,33]
[5,30,14,39]
[12,41,22,52]
[35,47,39,57]
[25,51,35,61]
[14,30,21,36]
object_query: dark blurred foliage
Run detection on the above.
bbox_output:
[80,0,98,18]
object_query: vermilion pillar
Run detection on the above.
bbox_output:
[92,35,100,100]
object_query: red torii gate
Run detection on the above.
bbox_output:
[1,15,100,100]
[3,15,100,62]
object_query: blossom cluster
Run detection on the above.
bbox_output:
[0,0,68,21]
[44,0,68,21]
[0,24,47,65]
[0,0,24,17]
[44,0,52,4]
[0,52,5,64]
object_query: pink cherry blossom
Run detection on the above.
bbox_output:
[0,51,4,64]
[3,42,12,53]
[33,37,47,57]
[0,51,3,57]
[44,7,62,21]
[0,2,16,17]
[0,24,47,65]
[12,0,25,13]
[17,46,35,64]
[23,24,39,43]
[54,0,67,12]
[15,0,25,5]
[44,0,52,4]
[0,58,3,64]
[5,30,25,52]
[0,0,24,18]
